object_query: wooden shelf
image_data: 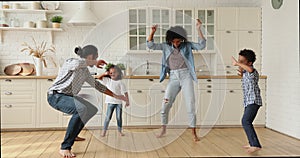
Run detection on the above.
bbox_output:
[0,9,62,14]
[0,27,63,32]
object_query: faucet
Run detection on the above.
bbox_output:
[146,60,150,75]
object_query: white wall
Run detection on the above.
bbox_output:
[262,0,300,139]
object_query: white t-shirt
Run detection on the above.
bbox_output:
[101,77,127,104]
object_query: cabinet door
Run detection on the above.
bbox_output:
[238,8,261,30]
[37,79,63,128]
[221,89,244,125]
[217,7,237,30]
[102,95,126,128]
[199,90,223,126]
[254,89,266,125]
[126,89,150,126]
[217,30,238,64]
[1,103,36,128]
[238,30,262,70]
[149,89,165,125]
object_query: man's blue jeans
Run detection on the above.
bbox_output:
[242,103,262,148]
[103,103,123,131]
[47,93,97,150]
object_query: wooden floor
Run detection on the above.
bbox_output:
[1,127,300,157]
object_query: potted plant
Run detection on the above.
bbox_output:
[20,37,56,76]
[50,15,63,28]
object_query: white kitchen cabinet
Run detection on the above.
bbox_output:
[220,89,243,125]
[0,79,37,128]
[216,7,238,31]
[149,89,165,125]
[238,7,261,31]
[36,79,63,128]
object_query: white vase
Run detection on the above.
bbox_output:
[33,57,43,76]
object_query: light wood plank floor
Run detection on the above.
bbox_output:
[1,127,300,157]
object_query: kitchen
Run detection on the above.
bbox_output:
[0,0,299,157]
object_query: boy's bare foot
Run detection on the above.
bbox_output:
[101,130,106,137]
[119,131,125,136]
[59,149,76,158]
[192,128,200,142]
[246,146,261,153]
[242,145,251,149]
[74,136,85,141]
[156,125,166,138]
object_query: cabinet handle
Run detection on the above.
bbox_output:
[226,65,231,68]
[137,90,142,93]
[226,30,231,33]
[207,85,212,88]
[161,90,165,93]
[207,90,212,93]
[148,79,154,82]
[4,104,12,108]
[248,31,253,33]
[5,79,12,82]
[226,71,231,74]
[229,90,234,93]
[47,79,53,82]
[4,91,12,95]
[207,79,212,82]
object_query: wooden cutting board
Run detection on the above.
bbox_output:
[4,64,22,75]
[19,63,34,76]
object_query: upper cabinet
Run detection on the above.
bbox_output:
[217,7,261,31]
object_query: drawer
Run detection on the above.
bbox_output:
[1,79,37,90]
[128,79,163,90]
[1,89,37,103]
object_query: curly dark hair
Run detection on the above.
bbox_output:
[166,26,187,45]
[239,49,256,63]
[105,64,123,80]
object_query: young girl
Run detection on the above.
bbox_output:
[98,64,129,137]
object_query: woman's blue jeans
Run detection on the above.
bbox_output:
[242,103,262,148]
[47,93,97,150]
[161,68,196,127]
[103,103,123,131]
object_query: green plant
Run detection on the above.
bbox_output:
[51,15,63,23]
[104,63,114,71]
[116,63,126,70]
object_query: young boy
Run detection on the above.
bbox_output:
[231,49,262,154]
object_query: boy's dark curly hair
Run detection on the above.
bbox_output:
[166,26,187,45]
[239,49,256,63]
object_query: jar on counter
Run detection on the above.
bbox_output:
[2,1,10,9]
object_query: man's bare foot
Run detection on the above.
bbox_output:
[119,131,125,136]
[74,136,85,141]
[242,145,251,149]
[246,146,261,153]
[101,130,106,137]
[192,128,200,142]
[156,125,166,138]
[59,149,76,158]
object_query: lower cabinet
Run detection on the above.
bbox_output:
[0,78,267,129]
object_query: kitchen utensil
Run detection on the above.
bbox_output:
[4,64,22,75]
[19,63,34,76]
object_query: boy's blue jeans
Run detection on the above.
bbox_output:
[103,103,123,131]
[161,68,196,127]
[47,93,97,150]
[242,103,262,148]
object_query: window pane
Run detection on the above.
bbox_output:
[161,10,169,23]
[162,25,169,36]
[175,10,183,24]
[207,25,214,35]
[207,10,214,23]
[139,25,146,35]
[129,10,137,23]
[207,37,214,50]
[138,9,146,23]
[184,10,192,24]
[129,25,137,35]
[198,10,206,24]
[187,37,192,41]
[130,37,137,50]
[185,25,192,36]
[154,37,160,43]
[139,37,146,50]
[152,9,160,23]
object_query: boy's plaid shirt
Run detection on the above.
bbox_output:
[242,68,262,107]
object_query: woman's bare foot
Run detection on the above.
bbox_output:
[156,125,166,138]
[242,145,251,149]
[119,131,125,136]
[59,149,76,158]
[101,130,106,137]
[192,128,200,142]
[246,146,261,153]
[74,136,85,141]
